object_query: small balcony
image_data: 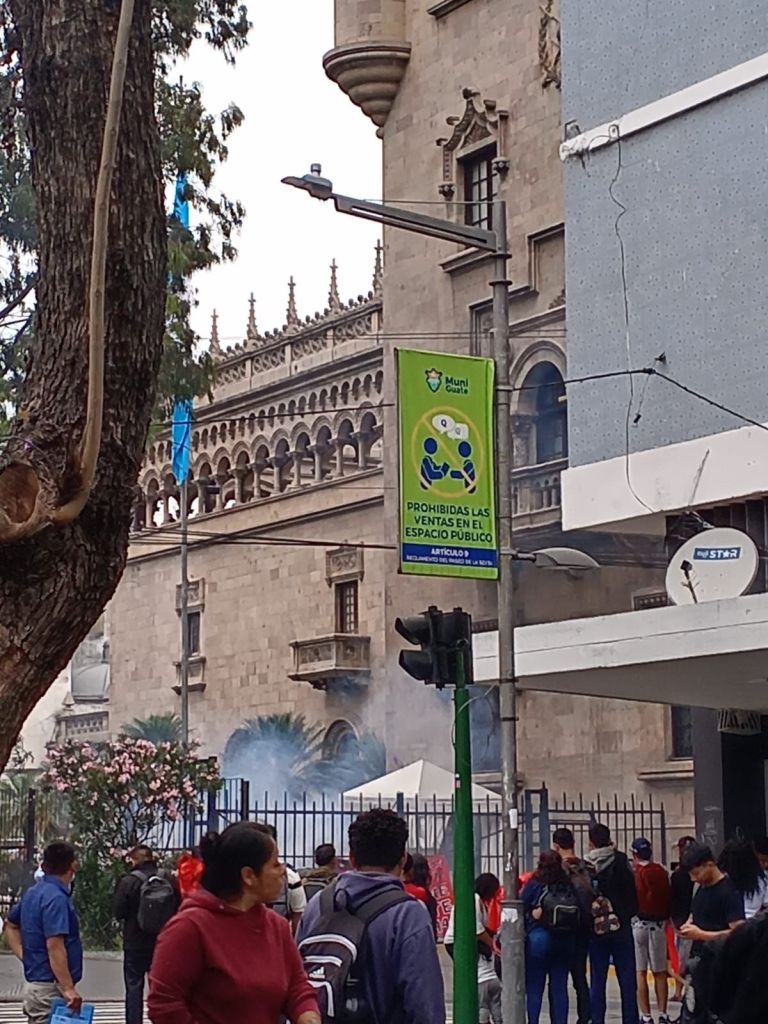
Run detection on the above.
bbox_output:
[289,634,371,690]
[512,459,567,530]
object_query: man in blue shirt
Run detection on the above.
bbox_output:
[4,841,83,1024]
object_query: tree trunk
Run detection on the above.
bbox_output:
[0,0,166,769]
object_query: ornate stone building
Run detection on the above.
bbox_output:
[109,255,391,764]
[320,0,694,835]
[106,0,695,837]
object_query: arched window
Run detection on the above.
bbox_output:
[533,363,567,463]
[322,720,359,762]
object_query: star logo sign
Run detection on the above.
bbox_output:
[425,368,442,393]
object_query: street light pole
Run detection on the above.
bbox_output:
[282,169,525,1023]
[179,477,190,747]
[490,201,525,1023]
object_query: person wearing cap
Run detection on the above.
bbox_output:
[630,838,671,1024]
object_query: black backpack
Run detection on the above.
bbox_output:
[298,882,411,1024]
[538,883,582,933]
[132,869,177,935]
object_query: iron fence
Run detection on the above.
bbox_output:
[0,780,667,947]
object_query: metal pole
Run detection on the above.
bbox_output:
[492,199,526,1023]
[453,655,479,1024]
[179,477,190,747]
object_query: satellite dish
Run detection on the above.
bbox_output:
[666,527,759,605]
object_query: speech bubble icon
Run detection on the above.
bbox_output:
[432,414,455,435]
[448,422,469,441]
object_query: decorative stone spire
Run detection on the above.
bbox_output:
[285,276,299,330]
[328,259,342,311]
[210,309,221,356]
[246,293,258,341]
[372,240,383,295]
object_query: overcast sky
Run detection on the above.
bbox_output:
[183,1,382,351]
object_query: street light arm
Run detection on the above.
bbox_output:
[331,193,498,251]
[282,167,499,250]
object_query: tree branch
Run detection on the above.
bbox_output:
[0,275,36,324]
[52,0,136,525]
[0,0,136,541]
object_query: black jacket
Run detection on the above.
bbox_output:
[670,865,694,929]
[113,862,179,951]
[706,913,768,1024]
[592,851,639,931]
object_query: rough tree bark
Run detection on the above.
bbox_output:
[0,0,167,769]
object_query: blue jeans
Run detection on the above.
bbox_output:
[590,929,639,1024]
[526,927,571,1024]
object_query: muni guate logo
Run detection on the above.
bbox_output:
[424,368,469,396]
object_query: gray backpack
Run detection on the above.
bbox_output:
[132,869,177,935]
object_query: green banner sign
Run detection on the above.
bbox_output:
[397,348,498,579]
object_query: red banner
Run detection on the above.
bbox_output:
[428,854,454,941]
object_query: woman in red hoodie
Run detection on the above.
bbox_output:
[148,822,320,1024]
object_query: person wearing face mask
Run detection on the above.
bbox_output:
[3,841,83,1024]
[147,822,320,1024]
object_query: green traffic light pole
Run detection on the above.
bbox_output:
[452,647,479,1024]
[394,608,479,1024]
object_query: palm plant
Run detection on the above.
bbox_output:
[223,713,325,798]
[122,713,183,744]
[223,713,387,799]
[303,730,387,794]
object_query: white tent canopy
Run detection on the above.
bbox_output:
[343,759,500,806]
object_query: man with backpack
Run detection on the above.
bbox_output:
[552,827,595,1024]
[300,844,340,904]
[297,808,444,1024]
[585,823,640,1024]
[113,845,179,1024]
[630,837,672,1024]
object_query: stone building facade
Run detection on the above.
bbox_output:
[106,0,695,839]
[322,0,694,835]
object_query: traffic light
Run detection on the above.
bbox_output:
[394,606,473,688]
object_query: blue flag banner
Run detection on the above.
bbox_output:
[173,173,190,229]
[172,399,193,485]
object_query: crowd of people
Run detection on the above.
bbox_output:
[519,826,768,1024]
[3,817,768,1024]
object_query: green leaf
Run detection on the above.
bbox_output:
[0,0,251,421]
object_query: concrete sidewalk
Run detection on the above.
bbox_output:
[0,952,123,1003]
[1,949,637,1021]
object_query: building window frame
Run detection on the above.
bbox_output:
[670,705,694,760]
[462,146,499,231]
[335,581,359,635]
[186,609,202,657]
[534,364,568,464]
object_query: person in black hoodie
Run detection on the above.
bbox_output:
[113,845,180,1024]
[585,823,639,1024]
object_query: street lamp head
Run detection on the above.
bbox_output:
[531,547,600,574]
[281,166,334,201]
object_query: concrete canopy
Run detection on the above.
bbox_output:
[473,592,768,711]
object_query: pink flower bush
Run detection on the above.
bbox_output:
[42,737,221,858]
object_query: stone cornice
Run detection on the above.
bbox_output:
[323,41,411,133]
[217,294,382,369]
[192,346,384,426]
[127,485,384,565]
[427,0,474,17]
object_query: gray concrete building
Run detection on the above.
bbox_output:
[552,0,768,848]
